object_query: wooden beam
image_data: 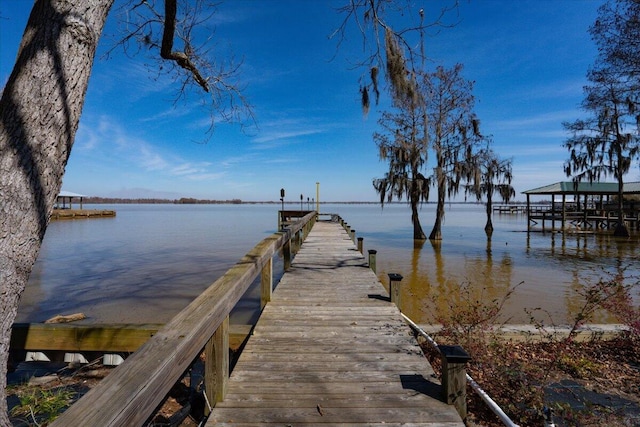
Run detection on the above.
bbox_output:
[10,323,253,354]
[10,323,161,353]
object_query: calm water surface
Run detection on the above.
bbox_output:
[17,203,639,326]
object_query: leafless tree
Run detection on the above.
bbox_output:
[331,0,459,113]
[0,1,250,421]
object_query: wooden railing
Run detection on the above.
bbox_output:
[50,211,317,426]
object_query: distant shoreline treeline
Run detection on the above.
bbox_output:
[79,197,537,205]
[82,197,386,205]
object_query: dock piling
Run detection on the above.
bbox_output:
[368,249,377,273]
[388,273,403,311]
[439,345,472,421]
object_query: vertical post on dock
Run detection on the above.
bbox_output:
[526,194,531,231]
[388,273,403,311]
[261,257,272,309]
[357,237,363,254]
[204,316,229,412]
[316,182,320,212]
[438,345,471,422]
[283,237,291,271]
[368,249,377,273]
[294,230,301,254]
[562,194,567,230]
[350,229,356,243]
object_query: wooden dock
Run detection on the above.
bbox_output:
[50,208,115,219]
[207,221,464,426]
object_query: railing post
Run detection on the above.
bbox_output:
[350,229,356,243]
[368,249,377,273]
[357,237,363,254]
[204,316,229,413]
[438,345,471,422]
[293,230,300,254]
[388,273,403,311]
[261,258,272,309]
[283,237,291,271]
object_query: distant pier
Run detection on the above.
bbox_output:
[50,208,116,220]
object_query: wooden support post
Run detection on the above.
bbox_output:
[368,249,377,273]
[205,316,229,413]
[261,258,272,309]
[562,194,564,230]
[526,194,531,231]
[351,229,356,243]
[388,273,403,311]
[296,230,301,253]
[551,195,556,231]
[438,345,471,422]
[283,238,291,271]
[357,237,363,254]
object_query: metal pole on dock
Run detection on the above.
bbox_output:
[316,182,319,212]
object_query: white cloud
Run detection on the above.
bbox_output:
[73,114,230,185]
[494,110,579,130]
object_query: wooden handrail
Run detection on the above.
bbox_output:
[50,211,317,426]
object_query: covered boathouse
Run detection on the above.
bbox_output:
[55,190,87,210]
[522,181,640,231]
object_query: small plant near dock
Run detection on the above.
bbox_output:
[9,385,76,426]
[422,273,640,426]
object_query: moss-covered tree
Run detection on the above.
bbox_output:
[423,64,482,240]
[466,148,515,235]
[373,88,429,239]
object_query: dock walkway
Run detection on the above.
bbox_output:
[207,220,464,426]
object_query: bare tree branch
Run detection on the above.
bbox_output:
[160,0,208,91]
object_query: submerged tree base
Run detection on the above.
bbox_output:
[614,222,631,237]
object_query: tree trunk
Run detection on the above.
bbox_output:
[613,173,630,237]
[484,192,494,236]
[0,0,112,421]
[411,198,426,240]
[429,178,445,240]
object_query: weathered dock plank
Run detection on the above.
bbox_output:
[207,221,464,426]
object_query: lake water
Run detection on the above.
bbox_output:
[17,203,639,326]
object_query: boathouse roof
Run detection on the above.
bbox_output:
[58,190,87,198]
[523,181,640,195]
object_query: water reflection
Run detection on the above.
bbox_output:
[365,205,639,325]
[389,235,516,325]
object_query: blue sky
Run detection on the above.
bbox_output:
[1,0,610,202]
